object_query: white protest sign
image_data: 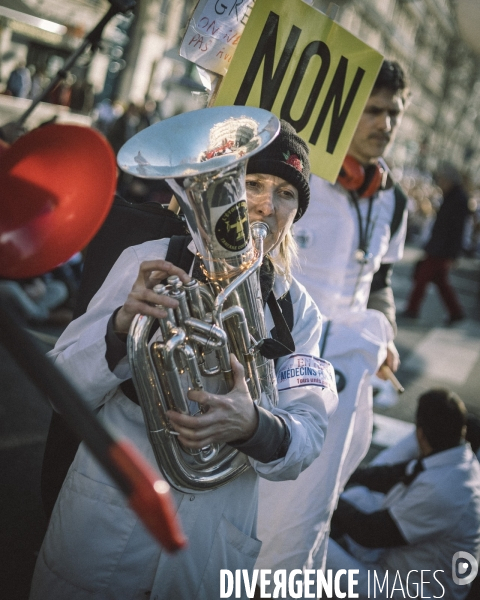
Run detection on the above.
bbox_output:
[180,0,256,76]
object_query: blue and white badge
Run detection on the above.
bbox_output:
[277,354,336,392]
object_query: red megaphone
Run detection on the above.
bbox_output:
[0,123,117,279]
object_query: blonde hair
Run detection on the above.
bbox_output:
[269,229,299,283]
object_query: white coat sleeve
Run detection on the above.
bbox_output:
[251,279,338,481]
[47,240,170,408]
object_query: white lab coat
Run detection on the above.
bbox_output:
[256,175,407,588]
[29,238,337,600]
[327,444,480,600]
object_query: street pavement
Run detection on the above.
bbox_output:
[374,246,480,431]
[1,243,479,599]
[366,245,480,460]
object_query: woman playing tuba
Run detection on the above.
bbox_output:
[30,115,337,600]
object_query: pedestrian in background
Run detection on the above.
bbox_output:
[92,98,122,135]
[69,79,95,114]
[29,65,49,100]
[403,161,470,325]
[107,101,141,154]
[5,61,31,98]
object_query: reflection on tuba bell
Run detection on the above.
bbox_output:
[117,107,280,493]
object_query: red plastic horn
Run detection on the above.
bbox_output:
[0,124,117,279]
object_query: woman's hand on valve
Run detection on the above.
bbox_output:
[114,260,191,335]
[167,354,259,448]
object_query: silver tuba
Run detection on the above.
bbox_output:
[117,107,280,493]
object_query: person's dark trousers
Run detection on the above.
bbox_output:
[406,255,464,319]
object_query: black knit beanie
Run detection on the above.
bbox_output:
[246,119,310,222]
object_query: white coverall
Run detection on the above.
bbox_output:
[29,238,337,600]
[256,174,408,587]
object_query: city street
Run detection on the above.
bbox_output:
[376,245,480,437]
[1,0,480,597]
[1,243,479,599]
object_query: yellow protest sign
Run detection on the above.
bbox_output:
[213,0,384,181]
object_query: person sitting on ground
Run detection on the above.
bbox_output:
[327,388,480,600]
[363,411,480,467]
[0,275,68,324]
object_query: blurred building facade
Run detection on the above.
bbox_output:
[1,0,479,183]
[0,0,201,114]
[314,0,480,185]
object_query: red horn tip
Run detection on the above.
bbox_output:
[0,124,117,279]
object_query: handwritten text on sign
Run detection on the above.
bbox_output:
[180,0,256,76]
[213,0,383,182]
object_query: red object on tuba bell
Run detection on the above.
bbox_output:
[0,124,117,279]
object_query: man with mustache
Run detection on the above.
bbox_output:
[256,60,410,591]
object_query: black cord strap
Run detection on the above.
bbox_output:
[349,192,375,261]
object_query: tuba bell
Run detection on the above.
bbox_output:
[117,106,280,493]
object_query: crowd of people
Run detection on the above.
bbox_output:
[2,62,162,140]
[3,61,93,113]
[2,53,480,600]
[0,66,167,323]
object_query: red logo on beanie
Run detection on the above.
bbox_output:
[283,152,303,172]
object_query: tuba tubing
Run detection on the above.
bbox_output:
[127,222,273,492]
[120,107,281,493]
